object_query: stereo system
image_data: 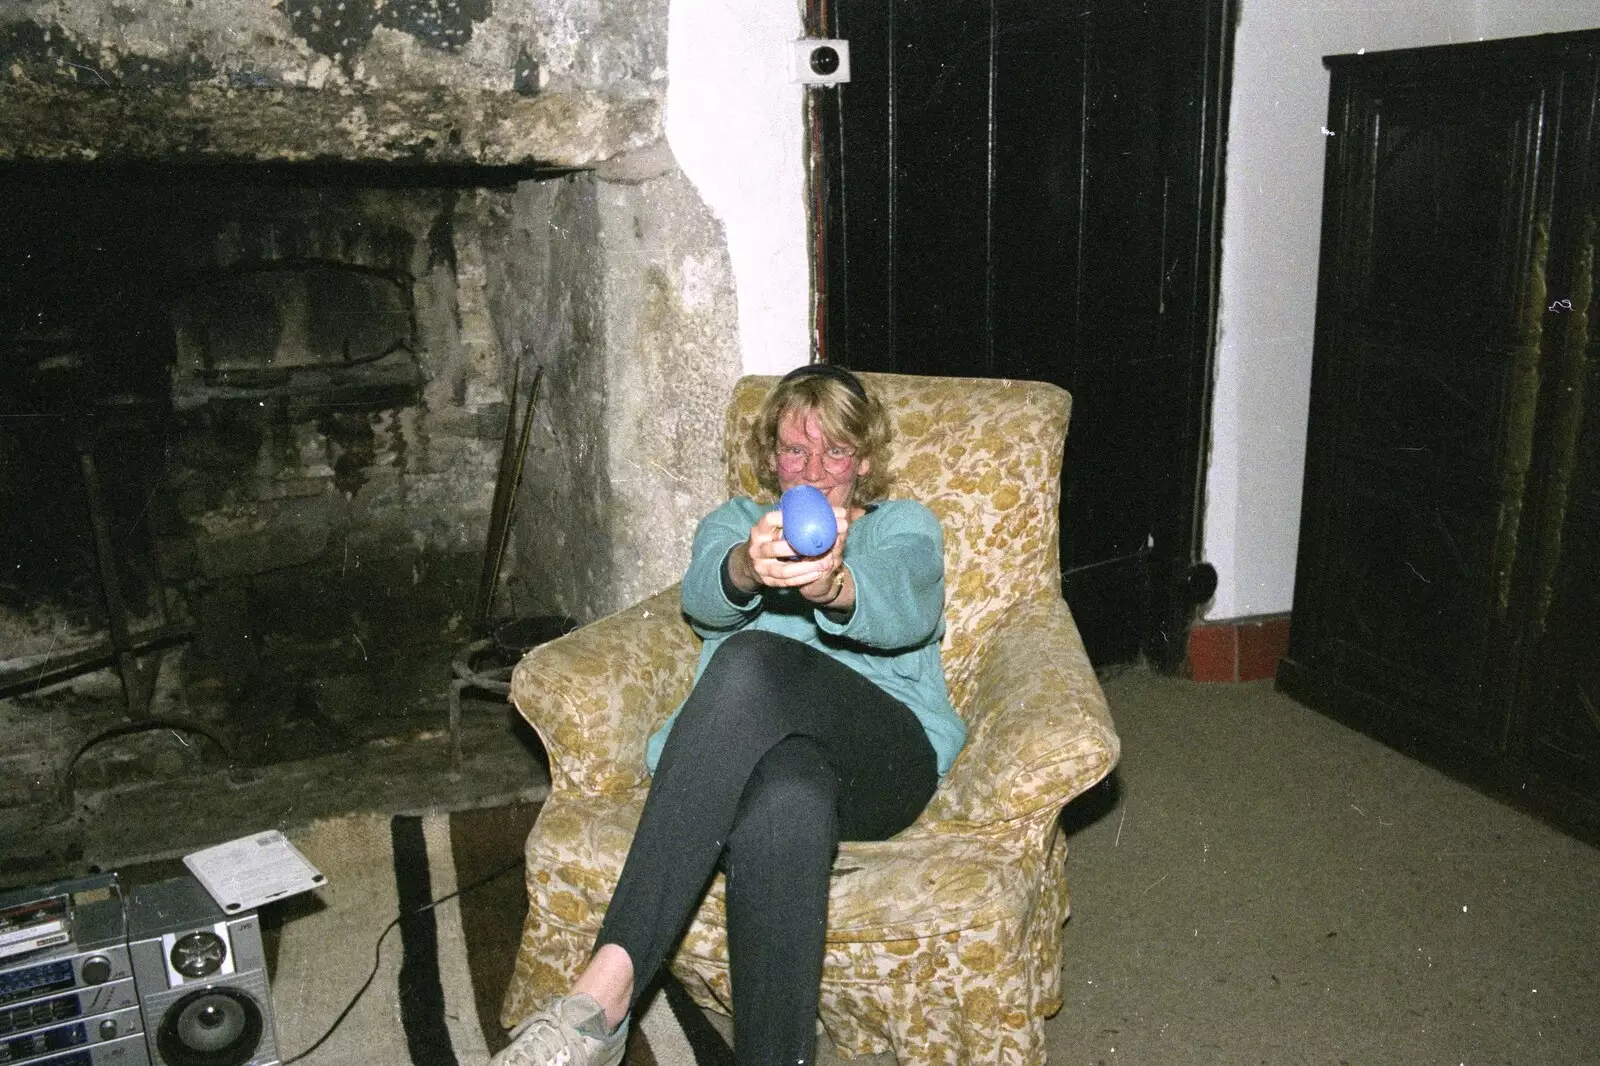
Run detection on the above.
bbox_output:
[0,873,281,1066]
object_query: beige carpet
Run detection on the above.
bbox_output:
[1046,669,1600,1065]
[270,812,493,1065]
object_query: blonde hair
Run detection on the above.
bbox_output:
[747,373,893,507]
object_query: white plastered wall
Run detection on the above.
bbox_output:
[665,0,813,377]
[1204,0,1600,621]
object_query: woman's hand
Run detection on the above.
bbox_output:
[729,507,852,599]
[795,507,854,606]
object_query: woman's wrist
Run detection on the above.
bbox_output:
[724,544,760,597]
[817,566,848,606]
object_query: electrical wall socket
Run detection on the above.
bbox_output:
[791,38,850,85]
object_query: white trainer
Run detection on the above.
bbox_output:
[488,992,628,1066]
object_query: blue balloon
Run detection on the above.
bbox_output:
[779,485,838,556]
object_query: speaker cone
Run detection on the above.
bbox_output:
[157,987,265,1066]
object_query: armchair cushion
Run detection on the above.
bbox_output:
[926,594,1120,829]
[513,585,699,795]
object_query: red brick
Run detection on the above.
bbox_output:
[1237,616,1292,682]
[1185,623,1238,682]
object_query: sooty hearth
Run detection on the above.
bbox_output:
[0,165,539,794]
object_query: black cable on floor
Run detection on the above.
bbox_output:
[282,855,524,1065]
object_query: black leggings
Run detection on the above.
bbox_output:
[594,629,939,1066]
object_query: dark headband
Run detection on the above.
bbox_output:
[778,362,868,402]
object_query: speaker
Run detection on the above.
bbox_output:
[126,877,280,1066]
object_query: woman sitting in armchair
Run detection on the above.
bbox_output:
[491,363,967,1066]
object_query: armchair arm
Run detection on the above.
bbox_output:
[925,594,1120,828]
[508,584,701,796]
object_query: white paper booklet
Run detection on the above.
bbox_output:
[183,830,327,913]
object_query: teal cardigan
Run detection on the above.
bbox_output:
[645,497,967,777]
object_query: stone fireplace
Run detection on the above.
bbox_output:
[0,0,747,839]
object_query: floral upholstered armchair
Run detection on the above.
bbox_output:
[499,372,1120,1066]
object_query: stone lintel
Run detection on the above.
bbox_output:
[0,84,661,169]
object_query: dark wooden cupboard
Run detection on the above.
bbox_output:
[1279,29,1600,843]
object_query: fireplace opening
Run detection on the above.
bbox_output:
[0,161,555,796]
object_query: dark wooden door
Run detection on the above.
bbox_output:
[814,0,1233,666]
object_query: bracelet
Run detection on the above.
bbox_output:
[819,568,847,606]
